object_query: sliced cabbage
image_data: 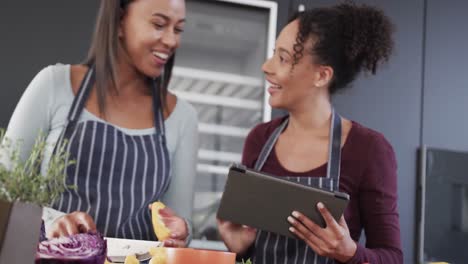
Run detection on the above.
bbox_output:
[36,233,107,264]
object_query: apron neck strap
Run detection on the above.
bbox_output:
[67,65,95,122]
[254,109,342,181]
[326,109,342,180]
[254,118,288,171]
[152,79,166,136]
[66,65,165,134]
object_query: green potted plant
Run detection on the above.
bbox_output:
[0,129,71,263]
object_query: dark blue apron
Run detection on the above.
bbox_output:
[252,110,342,264]
[52,65,171,241]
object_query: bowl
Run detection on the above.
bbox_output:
[152,248,236,264]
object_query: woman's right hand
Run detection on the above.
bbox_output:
[217,218,257,255]
[49,211,97,238]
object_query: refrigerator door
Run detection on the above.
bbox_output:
[168,0,277,248]
[417,146,468,263]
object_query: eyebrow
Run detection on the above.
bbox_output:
[152,13,186,23]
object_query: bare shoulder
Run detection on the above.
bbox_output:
[69,64,89,96]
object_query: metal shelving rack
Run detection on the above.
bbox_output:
[171,66,263,175]
[169,66,265,246]
[170,0,277,248]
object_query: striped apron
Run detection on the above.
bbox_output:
[252,110,342,264]
[52,66,171,241]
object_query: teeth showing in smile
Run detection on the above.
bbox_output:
[267,81,281,89]
[153,51,169,60]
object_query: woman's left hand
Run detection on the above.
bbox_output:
[288,202,357,263]
[158,207,189,248]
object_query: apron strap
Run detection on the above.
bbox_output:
[68,65,95,123]
[57,65,96,148]
[254,118,288,171]
[327,109,342,181]
[55,65,166,153]
[254,109,342,186]
[152,79,166,136]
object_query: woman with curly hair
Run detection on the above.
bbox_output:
[218,2,402,263]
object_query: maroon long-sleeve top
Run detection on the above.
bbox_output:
[242,116,403,264]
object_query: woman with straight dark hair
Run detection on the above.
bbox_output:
[218,2,402,263]
[3,0,198,247]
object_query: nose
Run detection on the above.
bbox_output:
[161,29,178,49]
[262,57,273,76]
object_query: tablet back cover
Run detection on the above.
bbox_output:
[217,166,349,238]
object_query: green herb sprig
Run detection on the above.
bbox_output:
[0,129,73,206]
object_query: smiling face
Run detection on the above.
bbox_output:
[262,19,333,111]
[119,0,186,78]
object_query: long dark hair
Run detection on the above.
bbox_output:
[290,1,394,94]
[84,0,174,114]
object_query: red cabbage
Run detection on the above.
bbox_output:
[35,233,107,264]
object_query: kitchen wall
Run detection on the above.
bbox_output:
[0,1,98,127]
[419,0,468,262]
[422,0,468,151]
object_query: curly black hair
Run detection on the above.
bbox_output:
[290,1,394,94]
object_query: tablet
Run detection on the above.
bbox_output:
[217,164,350,238]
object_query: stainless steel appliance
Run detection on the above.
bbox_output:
[168,0,278,249]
